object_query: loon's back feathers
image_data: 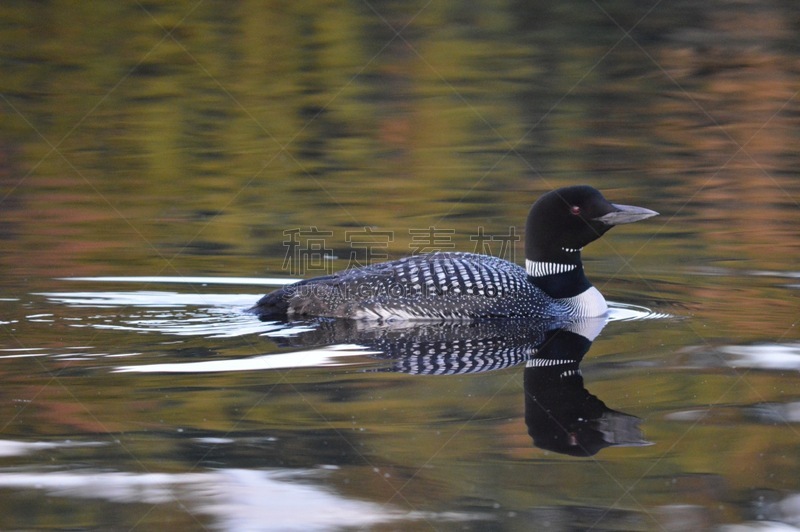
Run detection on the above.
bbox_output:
[256,252,564,321]
[252,186,657,321]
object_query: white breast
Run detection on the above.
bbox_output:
[559,286,608,317]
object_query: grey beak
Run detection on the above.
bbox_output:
[595,203,659,225]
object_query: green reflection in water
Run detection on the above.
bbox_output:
[1,1,800,530]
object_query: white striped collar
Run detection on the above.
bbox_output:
[525,259,577,278]
[526,358,577,368]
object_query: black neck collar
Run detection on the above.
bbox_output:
[526,259,592,299]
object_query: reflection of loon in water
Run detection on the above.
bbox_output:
[272,317,650,456]
[524,323,650,456]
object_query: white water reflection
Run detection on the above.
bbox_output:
[38,290,260,308]
[115,344,381,373]
[607,302,672,322]
[37,290,282,338]
[719,492,800,530]
[722,343,800,371]
[88,307,292,339]
[0,467,483,531]
[62,276,298,286]
[0,439,107,457]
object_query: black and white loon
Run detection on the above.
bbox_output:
[252,185,657,321]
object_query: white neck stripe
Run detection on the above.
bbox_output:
[525,259,577,277]
[526,358,576,368]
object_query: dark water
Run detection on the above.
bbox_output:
[2,1,800,530]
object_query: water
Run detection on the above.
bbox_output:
[2,1,800,530]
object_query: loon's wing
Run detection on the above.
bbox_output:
[254,252,559,321]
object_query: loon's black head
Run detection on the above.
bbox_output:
[524,186,658,301]
[525,185,658,264]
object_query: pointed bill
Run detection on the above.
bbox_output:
[595,204,659,225]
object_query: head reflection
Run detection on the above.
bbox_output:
[523,323,650,457]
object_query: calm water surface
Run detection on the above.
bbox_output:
[2,1,800,530]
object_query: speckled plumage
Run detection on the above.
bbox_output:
[255,252,571,321]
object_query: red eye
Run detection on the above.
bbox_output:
[570,205,581,215]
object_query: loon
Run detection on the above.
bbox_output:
[252,185,657,321]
